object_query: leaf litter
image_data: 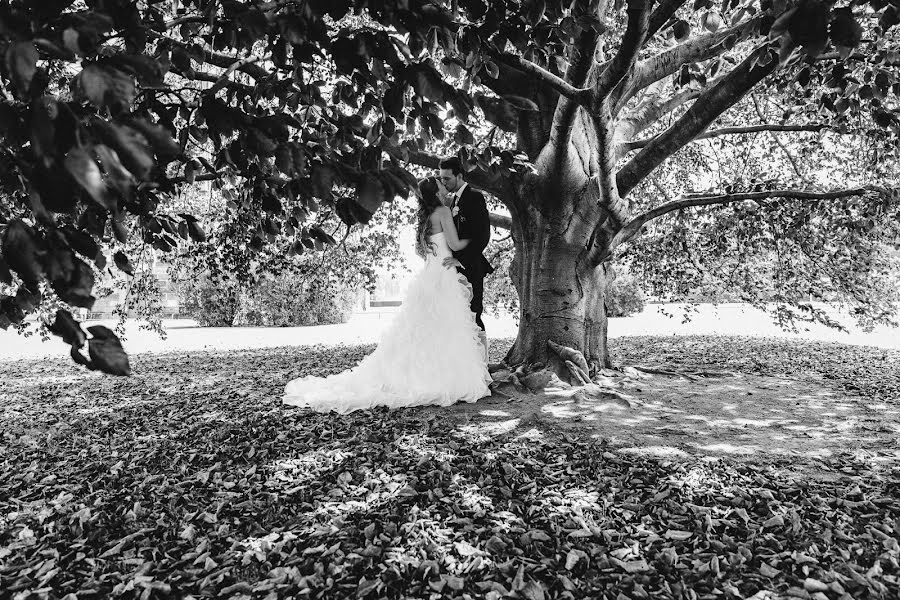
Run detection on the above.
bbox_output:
[1,336,899,599]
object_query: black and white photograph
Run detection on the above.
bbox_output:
[2,0,900,598]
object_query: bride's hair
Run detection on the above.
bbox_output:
[415,177,443,257]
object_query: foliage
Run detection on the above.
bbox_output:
[242,274,357,327]
[626,124,900,329]
[181,270,358,327]
[606,272,646,318]
[178,273,240,327]
[0,0,899,372]
[3,337,900,597]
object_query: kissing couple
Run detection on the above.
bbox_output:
[284,157,495,413]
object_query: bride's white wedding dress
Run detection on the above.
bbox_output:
[283,232,491,413]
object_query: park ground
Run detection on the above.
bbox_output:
[1,305,899,599]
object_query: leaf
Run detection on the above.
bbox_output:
[762,514,784,528]
[5,41,38,97]
[520,581,546,600]
[46,254,95,309]
[673,19,691,41]
[455,123,475,146]
[94,144,135,197]
[523,0,546,26]
[665,529,693,540]
[87,325,131,376]
[47,309,87,348]
[126,118,180,161]
[565,548,587,570]
[186,220,206,243]
[114,251,133,275]
[356,578,379,597]
[880,6,899,32]
[804,577,829,592]
[65,148,111,209]
[702,12,722,32]
[787,1,829,54]
[445,576,465,591]
[622,559,650,573]
[830,8,862,48]
[310,165,334,201]
[94,122,155,180]
[111,219,129,244]
[76,64,109,106]
[475,94,518,133]
[383,83,407,120]
[2,220,44,287]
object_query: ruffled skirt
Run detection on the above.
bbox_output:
[283,258,491,413]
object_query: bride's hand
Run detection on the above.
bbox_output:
[442,257,463,270]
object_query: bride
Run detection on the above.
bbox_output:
[283,177,492,413]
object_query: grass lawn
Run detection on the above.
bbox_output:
[2,337,899,599]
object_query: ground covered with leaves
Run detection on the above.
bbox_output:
[2,336,899,600]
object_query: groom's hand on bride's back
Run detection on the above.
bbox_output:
[443,257,464,269]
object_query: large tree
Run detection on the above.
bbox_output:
[0,0,897,377]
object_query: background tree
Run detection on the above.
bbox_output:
[0,0,897,379]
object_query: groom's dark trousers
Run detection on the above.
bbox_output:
[453,186,494,330]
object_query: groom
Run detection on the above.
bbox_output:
[439,157,494,361]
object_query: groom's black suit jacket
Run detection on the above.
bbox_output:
[452,185,494,329]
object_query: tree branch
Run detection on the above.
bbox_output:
[384,145,511,199]
[203,57,261,97]
[645,0,690,40]
[164,0,298,28]
[602,185,887,260]
[176,69,255,95]
[617,16,763,110]
[616,44,780,198]
[613,86,700,159]
[489,48,592,102]
[594,1,652,102]
[490,213,512,230]
[622,123,827,152]
[751,95,809,182]
[548,19,606,150]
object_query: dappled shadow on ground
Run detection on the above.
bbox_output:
[1,337,899,598]
[438,368,900,463]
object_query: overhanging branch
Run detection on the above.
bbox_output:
[616,44,780,198]
[645,0,690,40]
[164,0,298,28]
[384,145,511,199]
[204,56,261,97]
[620,16,763,108]
[614,87,700,159]
[623,123,828,152]
[489,48,592,102]
[601,185,887,261]
[490,213,512,230]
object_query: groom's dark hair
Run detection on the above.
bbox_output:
[439,157,463,175]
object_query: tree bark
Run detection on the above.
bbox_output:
[502,137,616,376]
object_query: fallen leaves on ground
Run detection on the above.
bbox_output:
[1,336,899,599]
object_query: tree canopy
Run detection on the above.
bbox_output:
[0,0,898,374]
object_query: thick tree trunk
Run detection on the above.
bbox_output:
[503,163,616,377]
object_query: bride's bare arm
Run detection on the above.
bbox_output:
[437,207,470,251]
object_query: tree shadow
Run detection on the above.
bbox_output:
[429,368,900,463]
